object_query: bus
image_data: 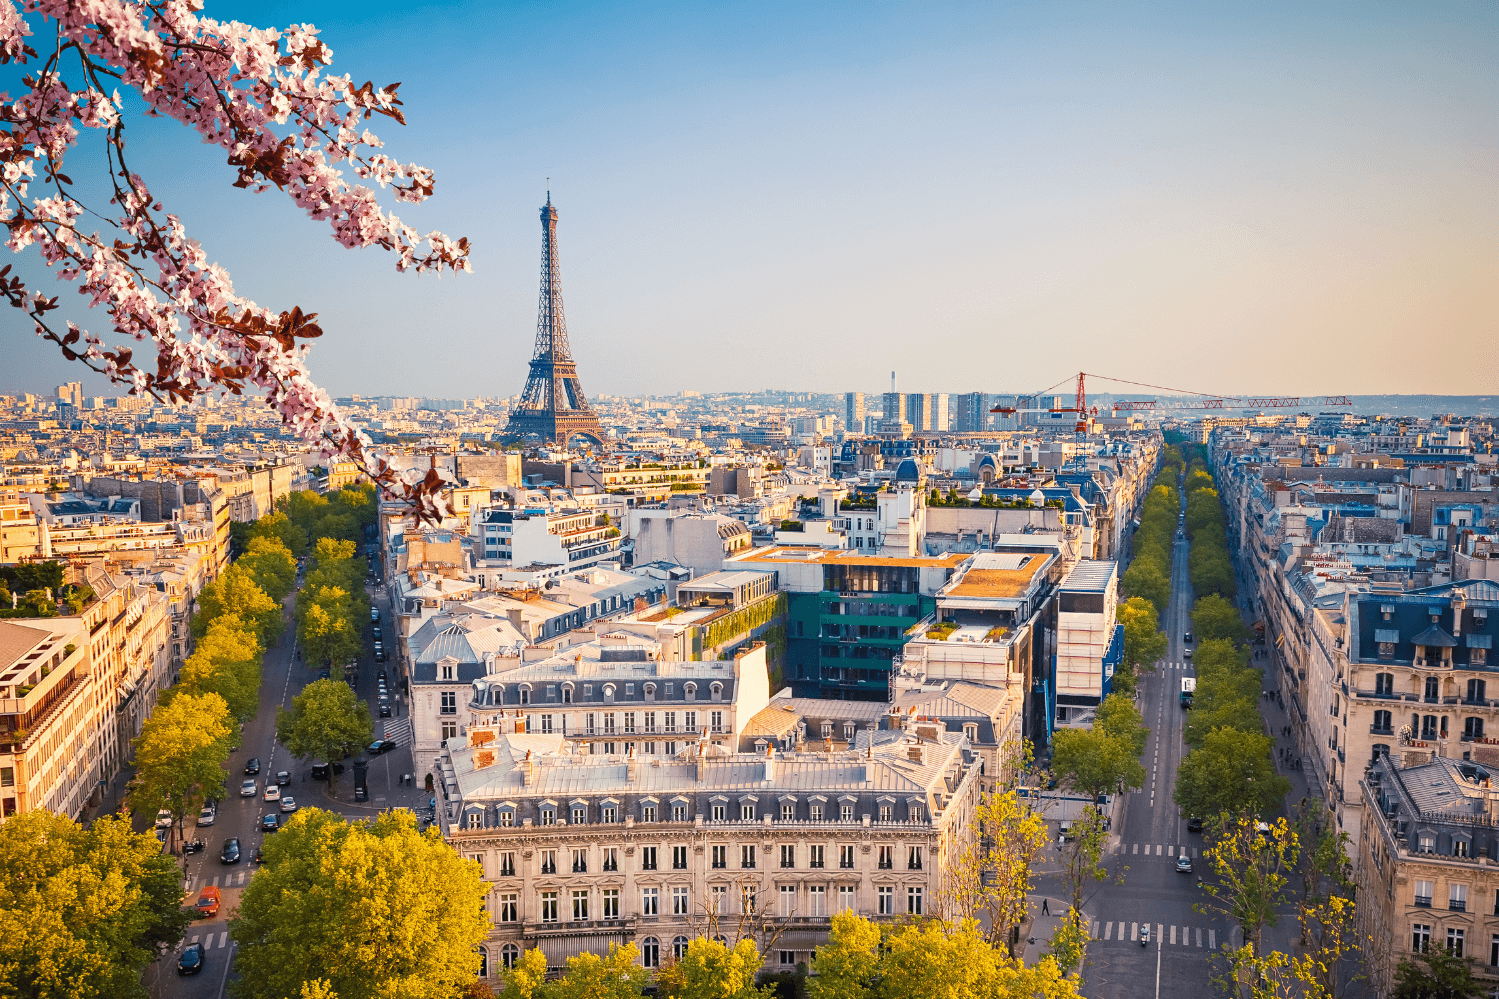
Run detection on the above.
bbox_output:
[1180,677,1196,708]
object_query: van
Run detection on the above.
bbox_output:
[195,885,221,918]
[310,761,345,780]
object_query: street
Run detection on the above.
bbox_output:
[146,540,426,999]
[1069,480,1229,998]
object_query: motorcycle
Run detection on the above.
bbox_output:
[182,839,205,855]
[1140,923,1150,948]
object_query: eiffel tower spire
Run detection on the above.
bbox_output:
[506,193,604,447]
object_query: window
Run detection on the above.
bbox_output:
[1448,928,1466,958]
[673,886,689,916]
[810,803,824,822]
[674,936,690,961]
[1466,718,1484,740]
[562,686,572,703]
[476,946,488,978]
[878,886,894,915]
[1490,935,1498,967]
[441,721,458,741]
[641,937,659,969]
[540,850,556,875]
[585,713,596,735]
[741,887,757,916]
[741,803,755,821]
[502,944,520,969]
[711,885,727,914]
[879,804,892,822]
[645,711,656,733]
[500,852,516,877]
[673,846,688,870]
[440,691,457,714]
[1373,710,1392,733]
[602,804,617,824]
[672,803,686,822]
[572,805,586,825]
[1425,677,1440,700]
[1421,716,1438,741]
[742,845,757,869]
[808,884,826,917]
[838,885,856,912]
[712,845,727,869]
[909,805,921,822]
[541,806,555,827]
[908,887,923,915]
[1379,642,1396,659]
[711,710,724,733]
[1451,883,1469,911]
[908,847,923,870]
[878,845,893,869]
[809,845,825,869]
[572,889,589,921]
[540,714,554,734]
[780,950,795,967]
[780,885,797,917]
[602,848,618,872]
[541,891,558,923]
[602,888,619,919]
[1415,879,1434,905]
[605,713,617,735]
[712,803,726,821]
[781,845,795,869]
[1477,648,1489,666]
[642,804,657,823]
[665,711,677,733]
[841,845,856,870]
[1419,835,1436,855]
[685,711,697,733]
[499,893,517,922]
[1375,672,1395,696]
[642,888,659,916]
[572,848,588,873]
[642,846,658,871]
[1469,679,1487,703]
[840,803,854,822]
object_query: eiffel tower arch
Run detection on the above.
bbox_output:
[505,194,606,448]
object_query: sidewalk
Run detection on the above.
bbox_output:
[1253,647,1320,819]
[1020,894,1086,965]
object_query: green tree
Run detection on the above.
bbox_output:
[495,948,549,999]
[1196,815,1298,956]
[656,937,773,999]
[194,564,283,645]
[1391,948,1484,999]
[546,942,647,999]
[0,812,191,999]
[276,679,373,782]
[1050,726,1145,801]
[129,692,231,850]
[171,614,263,721]
[248,510,309,559]
[1175,728,1289,819]
[1121,556,1170,615]
[1053,807,1112,975]
[1095,693,1149,756]
[230,809,490,999]
[1192,594,1250,645]
[1120,595,1168,668]
[239,535,298,603]
[808,911,881,999]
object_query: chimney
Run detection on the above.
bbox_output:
[862,742,874,783]
[627,746,638,782]
[522,749,535,786]
[695,741,706,781]
[763,744,776,783]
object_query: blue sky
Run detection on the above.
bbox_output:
[4,1,1496,400]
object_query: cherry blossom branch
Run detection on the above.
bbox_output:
[0,0,469,520]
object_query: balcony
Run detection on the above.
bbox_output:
[1370,725,1395,736]
[1415,896,1432,907]
[1451,900,1467,912]
[540,861,556,875]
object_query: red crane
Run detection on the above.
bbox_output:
[991,371,1351,431]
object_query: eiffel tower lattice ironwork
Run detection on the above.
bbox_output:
[506,193,604,447]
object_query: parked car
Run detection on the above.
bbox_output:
[263,785,281,802]
[155,808,173,829]
[262,813,280,833]
[280,796,298,814]
[1175,854,1193,873]
[377,668,387,680]
[220,838,241,864]
[370,608,380,622]
[368,739,397,755]
[1187,816,1204,833]
[244,758,260,775]
[275,771,291,786]
[177,942,205,976]
[1183,647,1193,659]
[1184,631,1193,643]
[375,648,386,662]
[318,668,330,679]
[240,779,257,797]
[196,804,216,827]
[379,703,392,718]
[372,626,382,641]
[195,885,221,918]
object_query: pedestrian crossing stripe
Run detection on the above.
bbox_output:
[1093,922,1217,949]
[1119,844,1199,858]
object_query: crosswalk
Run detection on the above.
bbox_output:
[382,717,414,747]
[1092,921,1217,949]
[184,930,231,950]
[1117,843,1201,858]
[185,870,251,893]
[1159,661,1194,671]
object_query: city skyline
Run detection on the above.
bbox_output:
[3,2,1497,401]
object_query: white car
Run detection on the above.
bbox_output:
[280,796,298,814]
[197,804,216,827]
[155,808,173,829]
[263,785,281,802]
[240,779,257,797]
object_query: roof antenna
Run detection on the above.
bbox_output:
[546,178,551,205]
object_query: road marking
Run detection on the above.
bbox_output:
[1170,925,1176,945]
[1196,927,1203,947]
[211,875,219,887]
[1167,845,1174,856]
[1131,922,1138,941]
[1157,845,1163,855]
[1133,843,1139,855]
[1105,922,1114,940]
[1209,929,1216,949]
[219,931,228,949]
[189,934,200,945]
[1092,921,1100,939]
[203,934,214,950]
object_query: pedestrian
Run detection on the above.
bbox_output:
[1042,898,1049,916]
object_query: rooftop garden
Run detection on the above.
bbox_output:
[778,520,804,532]
[926,621,958,640]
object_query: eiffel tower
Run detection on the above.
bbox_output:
[506,193,605,447]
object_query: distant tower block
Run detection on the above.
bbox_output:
[506,193,605,448]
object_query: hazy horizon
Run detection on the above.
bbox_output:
[3,1,1496,401]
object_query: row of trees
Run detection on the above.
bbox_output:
[1115,445,1184,692]
[1183,447,1235,599]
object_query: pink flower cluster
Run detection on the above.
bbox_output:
[0,0,467,519]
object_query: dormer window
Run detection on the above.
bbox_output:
[442,665,454,681]
[562,685,573,704]
[683,683,695,701]
[644,683,656,701]
[603,684,616,703]
[710,682,723,701]
[519,686,531,705]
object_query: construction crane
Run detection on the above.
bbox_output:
[991,371,1351,431]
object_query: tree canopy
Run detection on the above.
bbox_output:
[1174,726,1289,820]
[230,809,490,999]
[276,679,373,778]
[128,691,232,846]
[1050,695,1148,800]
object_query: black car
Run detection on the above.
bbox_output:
[377,668,387,680]
[262,813,280,833]
[275,770,291,786]
[220,837,241,864]
[375,648,386,662]
[1184,631,1193,643]
[310,761,346,780]
[318,668,330,679]
[177,942,205,976]
[1187,816,1204,833]
[252,846,265,865]
[244,758,260,775]
[372,626,382,641]
[368,739,397,755]
[379,703,392,718]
